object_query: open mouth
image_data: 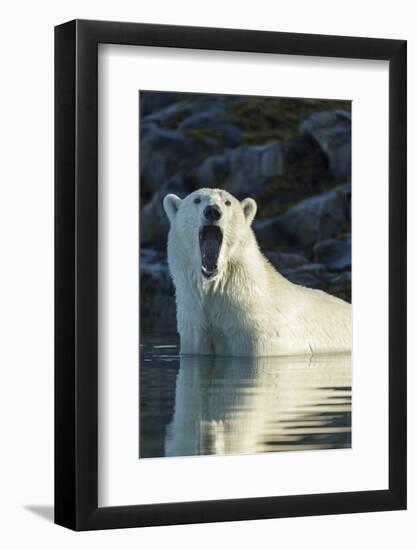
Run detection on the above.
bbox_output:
[199,225,223,278]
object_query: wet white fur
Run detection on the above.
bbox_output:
[163,188,351,357]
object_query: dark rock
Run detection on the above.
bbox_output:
[179,108,241,146]
[253,216,289,250]
[281,263,328,288]
[178,107,221,128]
[327,271,351,303]
[141,102,191,128]
[140,175,192,247]
[313,236,351,272]
[300,110,351,180]
[140,250,172,293]
[225,144,268,196]
[254,183,350,250]
[140,248,176,330]
[140,127,199,194]
[141,247,164,263]
[281,269,321,288]
[224,139,313,199]
[260,142,288,177]
[264,251,308,271]
[140,92,186,116]
[324,270,351,285]
[292,263,328,276]
[195,152,231,188]
[280,262,351,301]
[225,142,288,197]
[282,183,351,248]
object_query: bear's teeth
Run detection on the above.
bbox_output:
[201,265,218,278]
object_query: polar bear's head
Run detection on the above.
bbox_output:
[163,188,257,280]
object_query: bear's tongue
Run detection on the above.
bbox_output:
[199,225,223,278]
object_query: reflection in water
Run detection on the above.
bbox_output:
[139,336,351,459]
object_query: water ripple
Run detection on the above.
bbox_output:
[139,335,351,459]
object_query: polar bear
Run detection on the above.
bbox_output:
[163,188,351,357]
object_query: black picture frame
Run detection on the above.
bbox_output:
[55,19,407,531]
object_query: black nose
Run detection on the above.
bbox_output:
[204,205,222,222]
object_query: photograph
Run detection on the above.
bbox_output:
[139,91,352,459]
[0,1,409,541]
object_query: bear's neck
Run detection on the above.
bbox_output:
[201,230,274,296]
[225,232,270,284]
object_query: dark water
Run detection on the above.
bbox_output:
[139,333,351,459]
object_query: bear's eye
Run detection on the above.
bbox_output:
[194,197,201,204]
[225,200,231,206]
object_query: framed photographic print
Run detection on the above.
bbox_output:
[55,19,407,530]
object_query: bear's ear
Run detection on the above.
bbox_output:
[163,194,182,224]
[241,198,257,225]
